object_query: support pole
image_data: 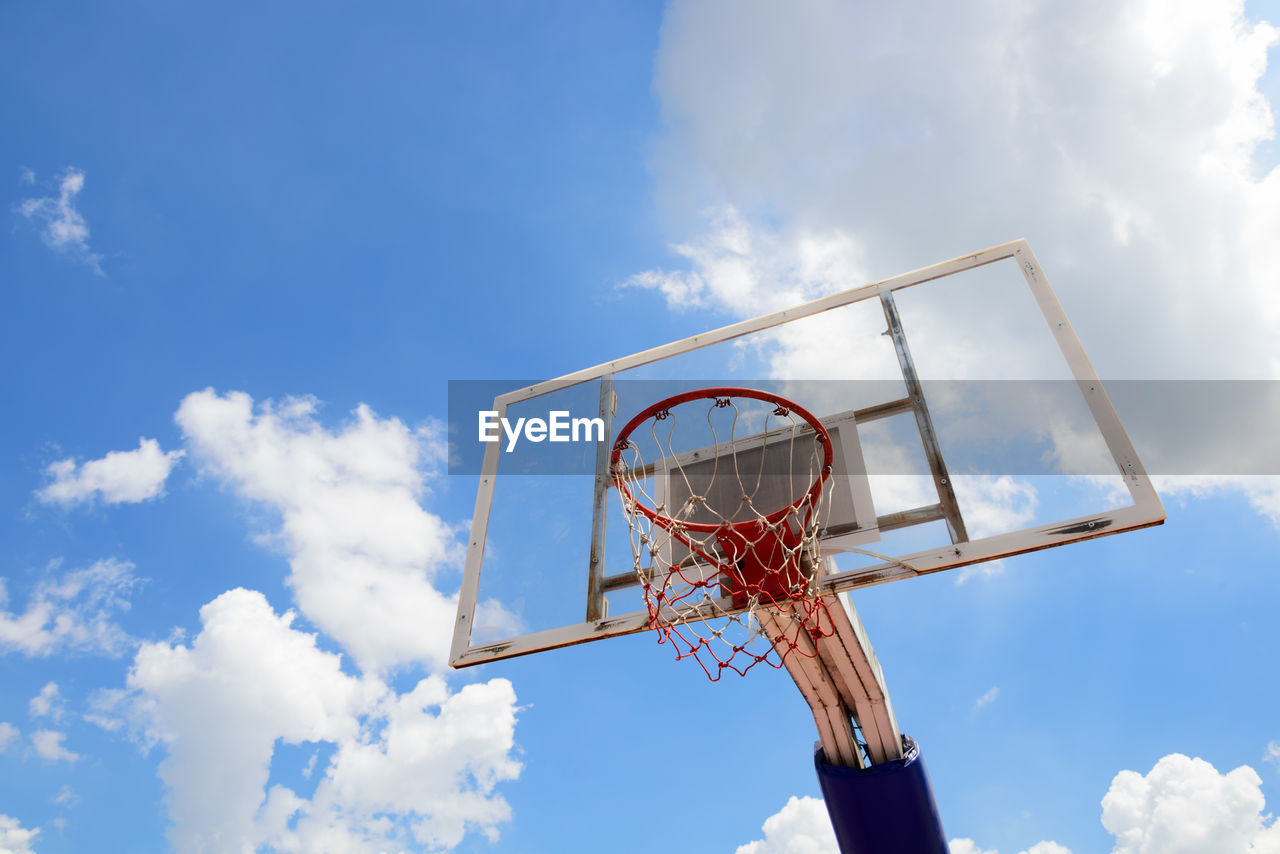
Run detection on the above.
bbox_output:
[816,736,949,854]
[758,563,948,853]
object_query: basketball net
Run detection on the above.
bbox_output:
[610,388,837,680]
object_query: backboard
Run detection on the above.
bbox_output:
[449,239,1165,668]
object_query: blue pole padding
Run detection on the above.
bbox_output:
[814,735,948,854]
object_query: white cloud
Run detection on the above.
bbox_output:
[623,267,709,309]
[28,682,63,722]
[175,389,516,673]
[946,475,1039,584]
[1266,741,1280,770]
[120,587,521,852]
[0,722,18,751]
[292,674,521,851]
[83,689,128,733]
[61,390,529,850]
[0,559,139,657]
[639,0,1280,529]
[951,476,1039,540]
[649,0,1280,380]
[1102,753,1280,852]
[858,470,1037,584]
[1019,844,1072,854]
[950,842,999,854]
[955,560,1008,585]
[621,206,866,315]
[1153,475,1280,531]
[126,588,369,849]
[974,686,1000,711]
[302,751,319,779]
[37,438,184,506]
[735,795,838,854]
[0,814,39,854]
[30,729,80,763]
[17,167,104,274]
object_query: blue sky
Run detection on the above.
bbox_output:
[3,2,1280,853]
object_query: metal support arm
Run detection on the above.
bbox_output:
[759,559,902,768]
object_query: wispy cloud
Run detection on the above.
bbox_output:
[955,561,1007,585]
[28,682,64,722]
[1154,475,1280,532]
[37,438,184,507]
[0,559,140,657]
[974,686,1000,711]
[17,168,104,275]
[30,729,80,763]
[622,205,863,316]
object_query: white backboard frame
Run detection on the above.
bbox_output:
[450,239,1166,668]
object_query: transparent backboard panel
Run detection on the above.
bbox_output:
[451,240,1165,666]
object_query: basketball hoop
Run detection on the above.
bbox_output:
[610,387,837,679]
